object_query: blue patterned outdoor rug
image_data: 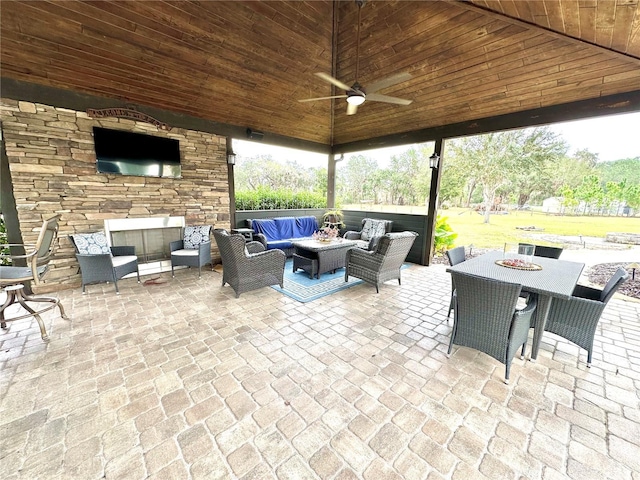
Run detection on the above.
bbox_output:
[272,259,364,303]
[272,259,409,303]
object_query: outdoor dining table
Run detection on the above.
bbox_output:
[446,250,585,361]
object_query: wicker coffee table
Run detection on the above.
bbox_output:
[291,239,357,279]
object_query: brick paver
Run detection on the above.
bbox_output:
[1,263,639,479]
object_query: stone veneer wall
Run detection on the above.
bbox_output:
[1,98,230,292]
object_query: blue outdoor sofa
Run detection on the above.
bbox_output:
[247,216,319,257]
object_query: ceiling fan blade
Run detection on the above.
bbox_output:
[346,103,359,115]
[366,93,413,105]
[366,72,412,94]
[298,95,347,103]
[315,72,353,92]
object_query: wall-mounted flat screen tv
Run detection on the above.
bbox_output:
[93,127,181,178]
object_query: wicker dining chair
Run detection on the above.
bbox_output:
[448,271,537,384]
[445,246,466,318]
[533,245,563,259]
[544,267,628,366]
[345,231,417,292]
[212,229,285,298]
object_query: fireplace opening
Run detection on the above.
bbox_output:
[104,217,186,276]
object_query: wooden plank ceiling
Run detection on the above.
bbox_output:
[1,0,639,147]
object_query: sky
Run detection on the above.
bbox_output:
[234,111,640,166]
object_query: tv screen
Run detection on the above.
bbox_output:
[93,127,181,178]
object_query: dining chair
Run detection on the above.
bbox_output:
[518,243,563,259]
[445,246,466,318]
[544,267,628,366]
[533,245,563,259]
[1,215,68,341]
[448,271,537,384]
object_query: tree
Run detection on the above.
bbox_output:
[575,174,604,214]
[337,155,379,204]
[509,128,568,206]
[447,130,525,223]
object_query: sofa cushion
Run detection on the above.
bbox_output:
[73,232,111,255]
[273,217,296,240]
[184,225,211,249]
[295,216,319,237]
[361,219,388,241]
[267,239,294,251]
[252,219,280,242]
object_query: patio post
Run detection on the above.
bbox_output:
[424,138,444,265]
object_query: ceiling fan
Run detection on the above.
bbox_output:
[298,0,413,115]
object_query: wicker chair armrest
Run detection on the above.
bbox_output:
[169,240,184,252]
[197,240,211,255]
[75,253,114,270]
[343,231,362,240]
[252,233,268,249]
[514,295,537,322]
[248,248,285,260]
[346,246,384,269]
[246,241,266,254]
[573,284,602,301]
[111,245,135,256]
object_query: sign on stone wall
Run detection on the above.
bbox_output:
[86,108,171,130]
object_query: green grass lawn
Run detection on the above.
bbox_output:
[344,204,640,249]
[443,208,640,248]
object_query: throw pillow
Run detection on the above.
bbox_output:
[184,225,211,249]
[370,220,388,238]
[73,231,111,255]
[360,219,374,241]
[361,219,386,241]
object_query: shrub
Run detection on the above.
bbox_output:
[434,215,457,254]
[0,215,10,265]
[236,187,326,210]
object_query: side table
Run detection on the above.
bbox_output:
[231,228,254,242]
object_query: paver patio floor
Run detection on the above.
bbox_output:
[1,263,639,479]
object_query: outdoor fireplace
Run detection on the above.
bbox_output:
[104,217,185,276]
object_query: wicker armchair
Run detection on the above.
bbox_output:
[445,246,466,318]
[448,271,537,384]
[70,232,140,294]
[544,267,629,366]
[170,225,213,278]
[213,229,286,298]
[345,231,417,293]
[1,215,68,341]
[344,218,393,250]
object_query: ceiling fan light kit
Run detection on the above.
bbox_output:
[298,0,412,115]
[346,94,366,106]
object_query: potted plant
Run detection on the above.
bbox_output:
[322,209,345,228]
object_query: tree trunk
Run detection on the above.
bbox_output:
[483,188,495,224]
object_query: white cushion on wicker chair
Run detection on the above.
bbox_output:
[111,255,138,267]
[171,249,199,257]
